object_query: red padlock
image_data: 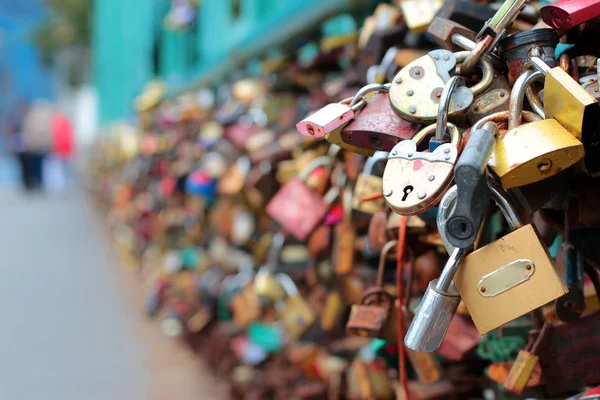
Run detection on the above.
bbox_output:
[541,0,600,31]
[266,156,340,241]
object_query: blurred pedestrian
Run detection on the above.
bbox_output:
[48,111,74,192]
[22,100,54,191]
[6,101,33,191]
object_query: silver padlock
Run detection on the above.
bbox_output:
[404,247,465,352]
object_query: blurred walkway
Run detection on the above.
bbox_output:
[0,186,227,400]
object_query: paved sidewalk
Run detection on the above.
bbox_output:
[0,187,227,400]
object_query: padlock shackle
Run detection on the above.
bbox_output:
[298,155,333,181]
[276,273,299,297]
[366,46,400,85]
[349,83,391,107]
[473,110,543,131]
[362,151,388,175]
[529,56,551,75]
[412,123,461,148]
[376,240,398,287]
[436,76,466,141]
[454,51,494,96]
[509,70,545,130]
[436,247,465,292]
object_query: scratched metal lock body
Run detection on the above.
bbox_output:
[453,219,567,334]
[340,93,421,152]
[382,124,460,216]
[388,49,474,122]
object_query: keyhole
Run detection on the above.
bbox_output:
[402,185,414,201]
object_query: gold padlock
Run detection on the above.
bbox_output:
[352,152,387,215]
[277,273,316,340]
[453,185,567,334]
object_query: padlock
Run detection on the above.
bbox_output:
[435,0,497,33]
[340,92,422,152]
[472,70,585,188]
[388,49,492,122]
[276,273,316,340]
[453,185,568,334]
[497,29,558,85]
[382,123,461,216]
[467,75,511,125]
[503,322,552,394]
[254,232,286,302]
[296,99,365,139]
[404,247,465,352]
[320,290,345,332]
[266,155,340,241]
[399,0,444,33]
[346,241,396,338]
[333,189,355,275]
[540,0,600,32]
[325,125,375,157]
[352,152,388,215]
[530,55,600,176]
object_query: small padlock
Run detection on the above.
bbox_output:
[388,49,492,122]
[266,155,340,241]
[530,55,600,176]
[503,322,552,394]
[382,123,461,216]
[453,185,568,334]
[276,273,316,340]
[346,241,396,338]
[320,290,345,332]
[352,152,388,215]
[333,189,355,275]
[296,99,365,139]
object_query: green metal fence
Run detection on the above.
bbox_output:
[93,0,374,124]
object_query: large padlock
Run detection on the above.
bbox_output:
[388,49,493,122]
[352,152,388,215]
[530,55,600,176]
[346,241,396,338]
[266,155,340,241]
[472,70,584,188]
[382,123,461,216]
[340,91,422,152]
[453,185,568,334]
[276,273,316,340]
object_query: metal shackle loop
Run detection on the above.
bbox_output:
[276,273,299,297]
[460,35,495,77]
[376,240,398,287]
[436,76,466,141]
[509,70,546,130]
[349,83,391,107]
[472,110,543,132]
[362,151,389,175]
[454,51,494,96]
[412,123,461,148]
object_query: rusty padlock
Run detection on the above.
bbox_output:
[340,91,422,152]
[346,241,397,338]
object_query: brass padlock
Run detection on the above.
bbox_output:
[472,69,584,188]
[346,241,397,338]
[352,152,388,215]
[276,273,316,340]
[453,185,567,334]
[320,290,345,332]
[333,189,355,275]
[503,322,552,394]
[388,49,492,122]
[325,125,375,157]
[382,123,461,216]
